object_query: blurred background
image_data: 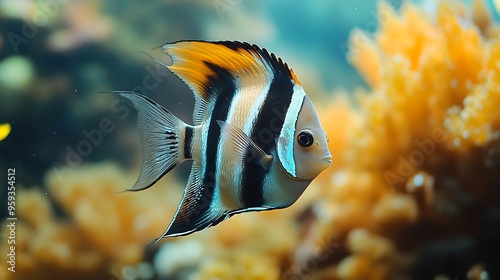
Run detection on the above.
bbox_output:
[1,0,500,279]
[0,0,385,192]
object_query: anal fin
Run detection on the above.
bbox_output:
[148,162,227,246]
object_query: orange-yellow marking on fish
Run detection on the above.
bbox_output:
[163,41,301,100]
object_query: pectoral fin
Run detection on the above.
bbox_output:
[217,120,273,171]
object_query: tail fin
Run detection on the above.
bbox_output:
[116,91,188,191]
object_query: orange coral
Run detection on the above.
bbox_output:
[0,162,182,280]
[0,188,109,280]
[292,1,500,279]
[46,163,175,265]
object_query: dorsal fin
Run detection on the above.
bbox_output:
[161,40,301,124]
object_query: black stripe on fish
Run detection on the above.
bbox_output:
[183,63,237,229]
[184,126,193,159]
[156,63,238,238]
[192,62,236,223]
[203,61,237,187]
[240,69,295,207]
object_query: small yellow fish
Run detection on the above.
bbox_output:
[0,123,11,141]
[117,41,332,244]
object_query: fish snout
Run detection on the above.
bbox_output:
[318,153,332,168]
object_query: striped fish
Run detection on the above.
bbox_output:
[117,41,331,244]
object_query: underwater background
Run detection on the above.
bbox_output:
[1,0,500,279]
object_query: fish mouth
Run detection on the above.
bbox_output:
[319,154,332,165]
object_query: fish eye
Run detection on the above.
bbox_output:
[297,130,314,147]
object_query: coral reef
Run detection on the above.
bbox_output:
[293,1,500,279]
[0,162,182,280]
[164,1,500,279]
[1,1,499,279]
